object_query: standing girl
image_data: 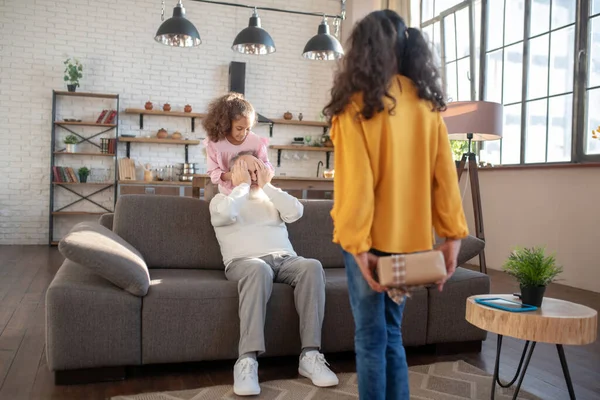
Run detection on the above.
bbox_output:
[203,93,273,195]
[325,10,468,400]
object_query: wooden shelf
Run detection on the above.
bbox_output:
[119,180,192,186]
[124,108,206,118]
[55,121,117,127]
[54,151,115,157]
[52,211,107,216]
[53,182,115,186]
[54,91,119,99]
[50,241,60,246]
[118,137,200,145]
[271,119,329,127]
[270,145,334,152]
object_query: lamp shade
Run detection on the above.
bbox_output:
[442,101,503,141]
[155,1,201,47]
[232,11,276,55]
[302,20,344,61]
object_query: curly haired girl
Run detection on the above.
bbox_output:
[202,93,273,194]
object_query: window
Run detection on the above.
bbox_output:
[420,0,600,165]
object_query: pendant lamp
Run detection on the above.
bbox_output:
[155,0,202,47]
[302,18,344,60]
[232,9,276,55]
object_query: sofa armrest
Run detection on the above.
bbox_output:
[99,213,114,230]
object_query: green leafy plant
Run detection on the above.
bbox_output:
[64,135,78,144]
[63,58,83,87]
[78,166,90,177]
[503,247,563,287]
[450,140,469,161]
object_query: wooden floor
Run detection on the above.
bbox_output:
[0,245,598,400]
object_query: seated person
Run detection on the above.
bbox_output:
[209,151,338,396]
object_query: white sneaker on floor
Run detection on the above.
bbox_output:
[233,357,260,396]
[298,351,339,387]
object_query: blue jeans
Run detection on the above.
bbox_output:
[343,250,410,400]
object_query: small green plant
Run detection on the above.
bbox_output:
[450,140,469,161]
[64,135,78,144]
[78,166,90,177]
[503,247,563,287]
[64,58,83,87]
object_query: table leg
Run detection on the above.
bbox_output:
[511,342,536,400]
[491,334,502,400]
[557,344,576,400]
[490,334,537,400]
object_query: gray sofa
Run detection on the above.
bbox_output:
[46,195,490,384]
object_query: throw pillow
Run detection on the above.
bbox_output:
[58,222,150,296]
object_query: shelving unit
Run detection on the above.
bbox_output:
[119,136,200,162]
[267,119,329,137]
[49,90,119,245]
[270,145,334,169]
[124,108,206,132]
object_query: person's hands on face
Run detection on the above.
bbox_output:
[231,160,251,187]
[435,239,461,291]
[255,159,274,188]
[353,252,386,293]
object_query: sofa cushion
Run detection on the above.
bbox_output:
[288,200,345,268]
[426,267,490,344]
[113,195,224,270]
[46,260,142,371]
[58,221,150,296]
[457,235,485,266]
[99,213,114,230]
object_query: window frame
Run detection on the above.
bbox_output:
[420,0,600,165]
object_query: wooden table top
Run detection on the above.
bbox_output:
[466,294,598,345]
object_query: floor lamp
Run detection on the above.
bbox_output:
[442,101,503,274]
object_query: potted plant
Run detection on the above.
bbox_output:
[64,135,78,153]
[503,247,563,307]
[78,166,91,183]
[63,58,83,92]
[451,140,469,167]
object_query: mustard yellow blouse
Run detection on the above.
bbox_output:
[330,75,468,255]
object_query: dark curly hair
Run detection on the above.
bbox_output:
[202,92,256,142]
[323,10,446,122]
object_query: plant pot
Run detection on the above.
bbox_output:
[67,84,76,92]
[79,173,88,183]
[520,285,546,307]
[66,144,77,153]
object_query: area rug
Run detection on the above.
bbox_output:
[112,360,539,400]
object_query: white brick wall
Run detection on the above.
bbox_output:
[0,0,341,244]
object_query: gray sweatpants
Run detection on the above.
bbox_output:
[225,254,326,356]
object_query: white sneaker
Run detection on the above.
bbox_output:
[233,357,260,396]
[298,351,339,387]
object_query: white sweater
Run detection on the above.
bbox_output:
[209,183,304,267]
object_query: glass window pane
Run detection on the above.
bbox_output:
[422,0,434,22]
[485,50,503,103]
[528,34,549,100]
[525,99,548,163]
[530,0,550,37]
[444,15,457,62]
[585,89,600,155]
[446,62,458,102]
[505,0,525,45]
[487,0,505,50]
[480,141,501,165]
[549,26,575,96]
[456,8,470,58]
[475,0,482,99]
[594,0,600,15]
[551,0,576,29]
[590,17,600,88]
[435,0,463,15]
[433,22,442,61]
[503,43,524,104]
[457,58,472,100]
[547,94,572,162]
[502,104,522,164]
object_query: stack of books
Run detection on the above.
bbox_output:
[52,166,79,183]
[96,110,118,124]
[101,138,117,154]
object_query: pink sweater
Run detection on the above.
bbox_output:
[204,132,273,194]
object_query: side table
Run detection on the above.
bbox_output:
[466,294,597,400]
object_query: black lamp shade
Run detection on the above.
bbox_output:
[155,2,201,47]
[232,12,276,55]
[302,21,344,60]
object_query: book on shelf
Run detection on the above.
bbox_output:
[52,166,62,182]
[96,110,108,124]
[105,110,117,125]
[53,166,79,183]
